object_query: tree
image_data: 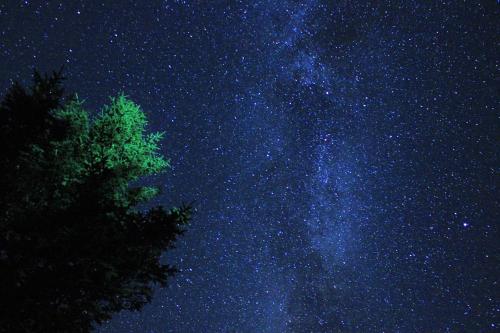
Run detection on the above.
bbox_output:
[0,71,191,332]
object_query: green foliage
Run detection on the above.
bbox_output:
[90,95,169,177]
[0,71,191,333]
[87,94,169,208]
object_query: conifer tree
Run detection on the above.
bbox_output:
[0,71,191,332]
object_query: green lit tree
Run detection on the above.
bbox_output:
[0,71,191,332]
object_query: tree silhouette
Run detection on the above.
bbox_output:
[0,71,191,332]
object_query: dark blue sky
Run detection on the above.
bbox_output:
[1,1,498,332]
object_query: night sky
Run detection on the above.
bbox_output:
[1,1,499,332]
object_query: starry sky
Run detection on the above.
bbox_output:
[1,1,499,332]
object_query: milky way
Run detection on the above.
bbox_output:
[1,1,498,332]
